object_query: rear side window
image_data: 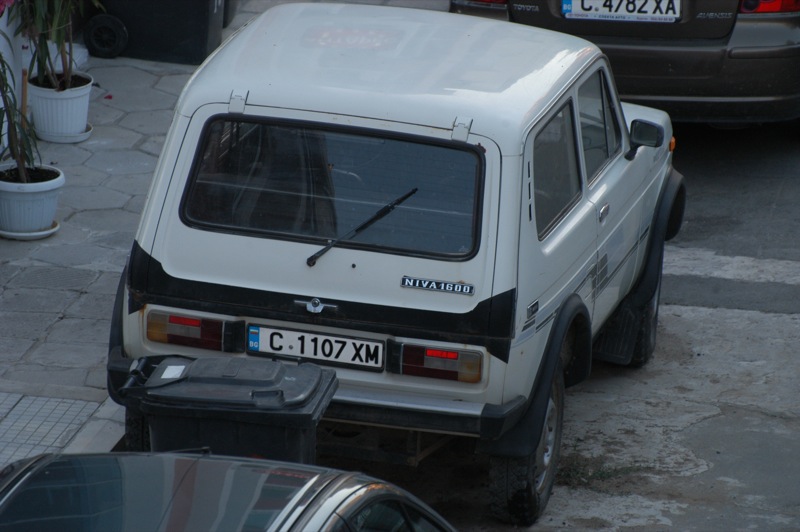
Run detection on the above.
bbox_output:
[182,119,482,259]
[533,103,581,239]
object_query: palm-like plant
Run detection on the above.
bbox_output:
[12,0,103,90]
[0,10,38,183]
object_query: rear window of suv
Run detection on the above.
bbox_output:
[182,118,483,259]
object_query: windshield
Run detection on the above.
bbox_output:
[182,119,482,259]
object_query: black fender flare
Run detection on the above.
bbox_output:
[478,294,591,458]
[107,267,130,405]
[630,168,686,308]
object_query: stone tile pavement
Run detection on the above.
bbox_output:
[0,0,448,465]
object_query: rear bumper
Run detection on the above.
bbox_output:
[324,387,527,440]
[108,344,529,441]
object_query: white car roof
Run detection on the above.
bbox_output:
[178,2,600,150]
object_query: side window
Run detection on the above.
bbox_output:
[533,103,581,239]
[343,498,447,532]
[578,69,622,181]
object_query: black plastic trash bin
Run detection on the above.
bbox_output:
[83,0,224,64]
[128,357,337,464]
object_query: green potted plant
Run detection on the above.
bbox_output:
[10,0,103,143]
[0,6,64,239]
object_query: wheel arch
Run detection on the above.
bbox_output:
[478,293,591,457]
[631,167,685,307]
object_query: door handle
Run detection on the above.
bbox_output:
[599,203,610,223]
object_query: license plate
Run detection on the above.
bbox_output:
[563,0,680,23]
[247,325,384,369]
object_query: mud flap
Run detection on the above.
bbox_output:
[592,301,639,365]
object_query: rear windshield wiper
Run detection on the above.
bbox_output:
[307,187,418,267]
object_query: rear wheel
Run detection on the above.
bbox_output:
[489,360,564,526]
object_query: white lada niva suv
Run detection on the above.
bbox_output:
[107,3,685,525]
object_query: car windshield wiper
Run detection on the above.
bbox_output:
[307,187,418,267]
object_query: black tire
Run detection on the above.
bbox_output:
[489,360,565,526]
[84,14,129,59]
[628,245,664,368]
[124,408,151,452]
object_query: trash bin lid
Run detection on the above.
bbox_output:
[142,357,337,412]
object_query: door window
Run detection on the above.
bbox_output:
[577,70,621,182]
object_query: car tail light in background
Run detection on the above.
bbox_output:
[147,311,224,350]
[739,0,800,12]
[401,344,482,383]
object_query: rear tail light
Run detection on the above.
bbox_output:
[147,312,224,351]
[739,0,800,12]
[401,344,482,383]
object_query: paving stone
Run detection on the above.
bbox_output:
[0,312,61,340]
[0,338,32,364]
[90,65,159,92]
[124,195,147,214]
[155,73,192,96]
[88,101,126,126]
[0,239,43,260]
[87,271,125,295]
[47,318,113,345]
[37,142,93,168]
[25,340,107,369]
[56,164,109,187]
[66,292,116,320]
[0,288,79,313]
[85,148,158,175]
[30,242,123,269]
[140,135,166,156]
[60,209,142,235]
[80,125,143,150]
[105,89,178,113]
[59,185,132,211]
[2,366,91,389]
[120,109,176,136]
[6,266,98,290]
[105,173,153,196]
[0,264,22,285]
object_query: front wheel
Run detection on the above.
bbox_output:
[628,244,664,368]
[489,361,565,526]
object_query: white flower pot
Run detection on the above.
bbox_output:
[0,165,64,239]
[27,72,93,143]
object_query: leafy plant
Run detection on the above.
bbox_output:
[0,5,39,183]
[11,0,103,90]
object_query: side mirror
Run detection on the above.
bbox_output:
[625,120,665,160]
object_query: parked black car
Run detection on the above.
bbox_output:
[451,0,800,123]
[0,453,456,531]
